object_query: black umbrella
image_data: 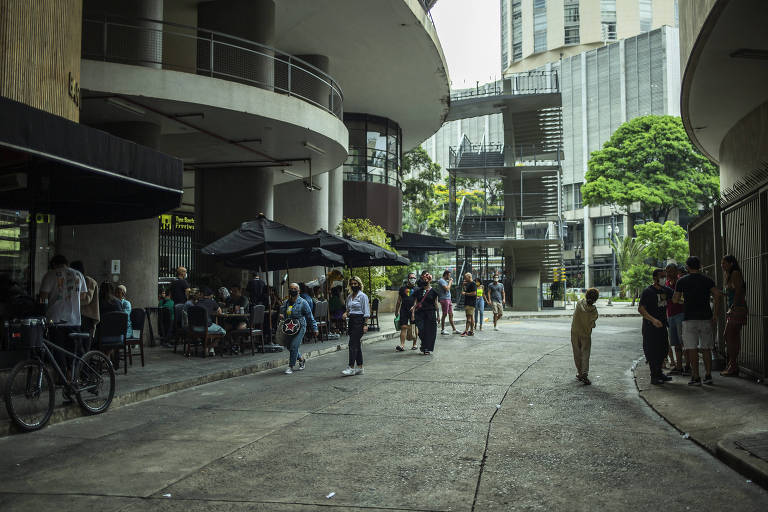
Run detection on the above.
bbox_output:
[201,213,320,258]
[313,229,380,263]
[346,247,410,268]
[225,247,344,271]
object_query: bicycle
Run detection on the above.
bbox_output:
[4,318,116,432]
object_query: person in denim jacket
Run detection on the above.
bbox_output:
[280,282,318,374]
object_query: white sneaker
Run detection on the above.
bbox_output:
[284,367,293,374]
[440,330,447,335]
[341,367,355,376]
[297,359,305,370]
[354,368,364,375]
[494,327,499,331]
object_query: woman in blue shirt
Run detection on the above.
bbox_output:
[280,282,318,374]
[116,284,132,337]
[342,276,370,376]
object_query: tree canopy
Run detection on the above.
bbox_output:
[402,147,446,235]
[583,115,718,222]
[634,221,689,265]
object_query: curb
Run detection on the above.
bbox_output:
[503,312,638,319]
[1,329,402,437]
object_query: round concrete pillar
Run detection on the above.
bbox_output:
[327,166,343,234]
[197,0,275,90]
[57,121,163,311]
[196,167,275,286]
[295,54,332,111]
[85,0,164,68]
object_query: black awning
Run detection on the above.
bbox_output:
[0,96,183,224]
[392,231,455,252]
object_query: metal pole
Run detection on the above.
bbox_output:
[611,213,617,299]
[264,252,271,351]
[28,210,37,297]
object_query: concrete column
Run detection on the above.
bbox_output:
[295,54,331,112]
[86,0,164,69]
[583,212,592,288]
[274,174,329,283]
[197,0,275,90]
[327,166,343,234]
[196,167,275,285]
[57,121,162,310]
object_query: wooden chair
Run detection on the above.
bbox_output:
[96,312,128,370]
[125,308,146,373]
[184,305,223,357]
[368,298,380,331]
[229,304,265,355]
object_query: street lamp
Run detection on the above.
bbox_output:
[608,205,618,304]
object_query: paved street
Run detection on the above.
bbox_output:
[1,317,766,511]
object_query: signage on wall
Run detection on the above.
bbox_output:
[159,214,195,232]
[68,72,80,108]
[25,213,52,224]
[111,260,121,274]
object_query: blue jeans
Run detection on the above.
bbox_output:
[288,323,306,367]
[208,323,226,336]
[474,297,485,328]
[667,313,684,347]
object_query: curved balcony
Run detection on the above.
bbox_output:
[82,15,343,119]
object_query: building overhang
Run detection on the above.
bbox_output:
[273,0,450,150]
[446,92,561,122]
[680,0,768,163]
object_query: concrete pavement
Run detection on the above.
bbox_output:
[1,316,765,511]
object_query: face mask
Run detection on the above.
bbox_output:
[289,290,298,297]
[408,278,416,285]
[493,278,499,282]
[350,285,360,291]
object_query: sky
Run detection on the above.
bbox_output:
[430,0,502,88]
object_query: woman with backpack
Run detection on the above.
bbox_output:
[279,282,318,375]
[412,272,440,355]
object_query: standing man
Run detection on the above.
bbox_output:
[673,256,722,386]
[665,263,687,375]
[39,254,88,378]
[246,273,267,306]
[170,266,191,306]
[638,269,675,385]
[70,260,99,340]
[437,270,458,335]
[571,288,599,385]
[486,274,506,331]
[460,272,477,337]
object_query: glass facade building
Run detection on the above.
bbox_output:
[343,113,403,189]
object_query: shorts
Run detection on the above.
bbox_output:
[439,299,453,315]
[464,305,475,316]
[398,309,412,328]
[682,319,714,350]
[667,313,684,347]
[491,301,503,316]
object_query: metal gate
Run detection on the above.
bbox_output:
[158,214,197,291]
[722,190,768,378]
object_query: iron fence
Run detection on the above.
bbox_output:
[450,71,559,101]
[82,15,343,119]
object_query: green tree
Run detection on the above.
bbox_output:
[336,218,397,299]
[402,147,446,235]
[622,263,654,304]
[583,115,719,222]
[634,221,689,265]
[609,235,649,279]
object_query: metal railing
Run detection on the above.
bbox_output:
[450,71,559,101]
[449,142,561,169]
[82,15,344,119]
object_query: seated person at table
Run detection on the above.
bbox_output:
[158,289,175,324]
[97,282,125,367]
[185,289,200,309]
[299,283,315,311]
[224,286,249,330]
[329,286,345,332]
[197,288,226,355]
[116,284,132,337]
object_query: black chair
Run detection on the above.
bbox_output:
[184,305,223,357]
[229,304,265,355]
[172,304,187,353]
[368,298,380,331]
[125,308,146,372]
[156,307,173,344]
[96,312,128,370]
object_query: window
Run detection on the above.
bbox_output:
[600,0,617,42]
[593,215,624,246]
[511,1,522,61]
[639,0,652,32]
[501,0,509,70]
[564,222,584,250]
[574,183,583,209]
[564,0,580,45]
[533,0,547,53]
[343,114,402,188]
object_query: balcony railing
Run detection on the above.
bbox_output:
[450,71,559,101]
[82,15,344,119]
[449,143,562,169]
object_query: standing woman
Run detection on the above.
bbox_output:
[279,282,318,375]
[413,272,440,355]
[394,272,419,351]
[342,276,369,376]
[474,277,485,331]
[721,255,747,376]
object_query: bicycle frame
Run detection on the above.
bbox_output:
[29,338,103,395]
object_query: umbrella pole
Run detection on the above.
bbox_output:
[28,210,37,297]
[264,252,270,353]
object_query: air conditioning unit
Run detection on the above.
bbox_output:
[0,172,28,192]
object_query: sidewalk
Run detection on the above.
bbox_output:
[634,361,768,488]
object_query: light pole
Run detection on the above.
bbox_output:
[608,206,618,303]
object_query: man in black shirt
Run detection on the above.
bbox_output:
[460,272,477,336]
[169,266,190,305]
[246,273,267,306]
[673,255,722,386]
[638,268,674,385]
[413,272,439,354]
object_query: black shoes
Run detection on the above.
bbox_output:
[703,374,713,385]
[688,377,702,386]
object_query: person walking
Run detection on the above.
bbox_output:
[665,263,687,375]
[413,272,439,355]
[672,256,722,386]
[394,272,419,352]
[279,282,317,375]
[342,276,369,376]
[437,270,458,335]
[720,255,747,376]
[486,275,505,331]
[70,260,99,341]
[474,277,485,331]
[460,272,477,337]
[571,288,599,385]
[638,269,675,385]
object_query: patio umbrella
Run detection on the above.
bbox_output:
[201,213,320,258]
[225,247,344,271]
[313,229,380,263]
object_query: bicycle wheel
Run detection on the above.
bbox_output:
[4,359,55,432]
[74,351,115,414]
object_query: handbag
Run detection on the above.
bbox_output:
[394,314,400,331]
[406,323,418,341]
[281,317,301,336]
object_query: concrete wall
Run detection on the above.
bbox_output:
[719,101,768,191]
[678,0,718,73]
[512,269,540,311]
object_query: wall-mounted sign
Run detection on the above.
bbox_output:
[25,213,52,224]
[68,72,80,108]
[159,214,195,232]
[111,260,121,274]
